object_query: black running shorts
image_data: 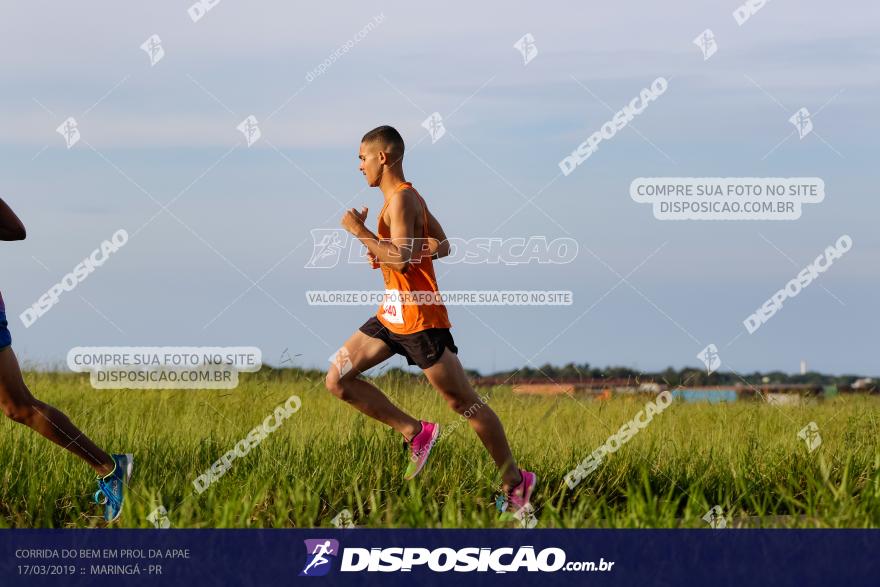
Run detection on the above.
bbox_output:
[359,316,458,370]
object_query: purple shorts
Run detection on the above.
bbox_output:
[0,311,11,350]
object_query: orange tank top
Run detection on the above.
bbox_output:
[376,182,451,334]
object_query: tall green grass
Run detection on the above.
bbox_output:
[1,370,878,528]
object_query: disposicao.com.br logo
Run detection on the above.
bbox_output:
[300,539,340,577]
[299,541,614,575]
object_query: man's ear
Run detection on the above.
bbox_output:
[377,150,387,165]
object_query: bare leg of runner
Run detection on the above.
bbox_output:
[0,346,114,476]
[423,349,522,491]
[325,330,422,440]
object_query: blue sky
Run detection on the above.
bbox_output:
[1,1,877,376]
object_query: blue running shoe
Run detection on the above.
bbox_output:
[94,454,133,523]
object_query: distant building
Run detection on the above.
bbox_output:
[852,378,875,390]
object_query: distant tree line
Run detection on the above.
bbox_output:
[261,362,874,389]
[480,362,874,388]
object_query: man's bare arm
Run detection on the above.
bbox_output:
[425,209,450,259]
[341,191,418,273]
[0,198,26,241]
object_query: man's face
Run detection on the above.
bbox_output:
[358,141,384,187]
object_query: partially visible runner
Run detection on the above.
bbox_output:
[328,125,536,516]
[0,197,132,523]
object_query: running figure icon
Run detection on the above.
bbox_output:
[300,539,340,577]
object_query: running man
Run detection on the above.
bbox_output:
[302,541,335,575]
[327,125,536,514]
[0,197,132,523]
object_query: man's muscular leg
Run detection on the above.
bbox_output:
[325,330,421,440]
[0,346,114,475]
[423,349,522,491]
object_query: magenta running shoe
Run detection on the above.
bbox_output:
[403,421,440,480]
[510,469,537,511]
[498,469,537,515]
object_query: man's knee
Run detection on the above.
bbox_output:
[324,369,353,402]
[1,399,36,425]
[446,395,482,416]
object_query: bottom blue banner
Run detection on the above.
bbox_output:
[1,529,876,586]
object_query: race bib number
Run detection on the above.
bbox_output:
[381,289,404,324]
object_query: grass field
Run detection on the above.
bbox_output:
[2,369,879,528]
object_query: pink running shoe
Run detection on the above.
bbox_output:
[507,469,537,512]
[403,421,440,480]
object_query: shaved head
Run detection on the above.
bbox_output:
[359,125,407,187]
[361,125,405,159]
